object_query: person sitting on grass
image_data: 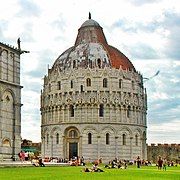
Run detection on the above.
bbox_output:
[92,162,104,172]
[32,157,45,167]
[38,158,45,167]
[32,158,39,167]
[82,166,91,172]
[104,164,111,169]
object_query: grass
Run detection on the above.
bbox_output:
[0,165,179,180]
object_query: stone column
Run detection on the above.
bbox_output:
[50,108,53,123]
[55,107,57,123]
[13,102,22,160]
[91,105,93,123]
[119,105,122,122]
[42,136,45,158]
[67,105,70,122]
[141,137,147,160]
[62,106,65,122]
[79,136,82,158]
[51,135,53,158]
[130,137,133,159]
[115,136,118,158]
[57,106,59,122]
[140,138,143,158]
[109,105,112,122]
[74,105,76,122]
[62,136,66,159]
[97,135,100,160]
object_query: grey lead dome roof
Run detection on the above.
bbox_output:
[81,19,100,28]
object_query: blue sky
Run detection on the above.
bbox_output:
[0,0,179,144]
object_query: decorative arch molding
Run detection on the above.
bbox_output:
[81,125,98,134]
[133,128,142,136]
[101,68,111,78]
[50,126,61,136]
[67,70,78,80]
[1,49,8,62]
[1,88,15,102]
[2,138,11,147]
[64,126,80,137]
[101,126,116,135]
[118,126,133,136]
[42,127,50,137]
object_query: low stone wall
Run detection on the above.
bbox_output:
[147,144,180,162]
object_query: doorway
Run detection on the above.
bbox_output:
[69,142,78,159]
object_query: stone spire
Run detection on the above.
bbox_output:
[89,12,91,19]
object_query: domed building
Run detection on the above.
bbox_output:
[40,14,147,162]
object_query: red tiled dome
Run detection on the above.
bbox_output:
[53,17,135,71]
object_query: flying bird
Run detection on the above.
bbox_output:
[143,70,160,82]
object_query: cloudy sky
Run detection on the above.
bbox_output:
[1,0,179,144]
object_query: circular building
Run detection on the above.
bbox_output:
[40,15,147,162]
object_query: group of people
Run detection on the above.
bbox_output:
[32,157,45,167]
[105,159,128,169]
[18,151,35,162]
[69,156,85,166]
[83,161,104,172]
[136,155,171,171]
[18,150,45,167]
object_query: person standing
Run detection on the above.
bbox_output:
[163,158,167,171]
[19,151,25,163]
[137,156,141,168]
[157,156,163,170]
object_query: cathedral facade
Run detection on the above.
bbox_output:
[0,41,22,160]
[41,16,147,162]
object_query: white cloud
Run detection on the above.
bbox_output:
[147,120,180,144]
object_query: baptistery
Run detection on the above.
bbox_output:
[40,14,147,162]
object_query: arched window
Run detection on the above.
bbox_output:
[88,133,92,144]
[119,79,122,88]
[71,80,73,88]
[73,60,76,68]
[2,50,8,80]
[103,78,108,88]
[49,84,51,91]
[132,81,135,90]
[122,134,126,145]
[70,105,74,117]
[89,60,93,68]
[56,133,59,144]
[86,78,91,87]
[57,81,61,90]
[69,130,78,138]
[97,58,101,68]
[47,134,49,145]
[106,133,110,145]
[135,134,138,146]
[104,57,107,63]
[127,106,131,118]
[81,85,83,92]
[99,104,104,117]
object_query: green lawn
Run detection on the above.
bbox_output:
[0,165,179,180]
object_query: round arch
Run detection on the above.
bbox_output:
[63,126,80,160]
